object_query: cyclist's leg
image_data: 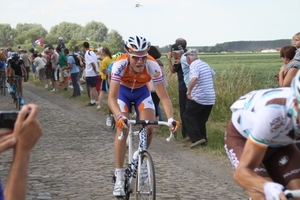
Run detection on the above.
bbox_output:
[264,144,300,195]
[135,87,155,147]
[113,92,130,197]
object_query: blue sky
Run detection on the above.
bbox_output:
[1,0,299,47]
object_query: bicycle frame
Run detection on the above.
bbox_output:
[118,119,175,196]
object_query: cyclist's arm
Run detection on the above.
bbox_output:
[233,140,269,195]
[108,80,121,117]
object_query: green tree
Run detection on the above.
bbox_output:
[15,23,47,40]
[81,21,108,42]
[106,30,124,54]
[49,22,83,43]
[0,24,14,47]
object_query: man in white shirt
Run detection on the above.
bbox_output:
[83,42,99,106]
[184,49,216,148]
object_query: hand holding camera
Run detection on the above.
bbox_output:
[0,104,42,153]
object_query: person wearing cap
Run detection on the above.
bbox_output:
[184,49,216,148]
[166,39,190,140]
[58,37,65,51]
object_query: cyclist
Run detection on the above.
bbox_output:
[225,72,300,200]
[6,52,27,105]
[108,36,180,197]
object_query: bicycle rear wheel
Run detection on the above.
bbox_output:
[15,87,20,110]
[135,151,156,200]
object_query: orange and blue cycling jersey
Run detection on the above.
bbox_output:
[111,54,163,89]
[111,54,163,114]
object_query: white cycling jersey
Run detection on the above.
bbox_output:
[231,87,300,148]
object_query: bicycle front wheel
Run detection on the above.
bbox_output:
[135,151,156,200]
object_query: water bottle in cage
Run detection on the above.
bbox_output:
[139,128,147,151]
[130,151,139,178]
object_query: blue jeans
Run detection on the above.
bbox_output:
[71,72,80,97]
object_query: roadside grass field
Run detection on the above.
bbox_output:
[29,52,283,157]
[160,52,282,156]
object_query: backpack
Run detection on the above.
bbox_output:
[68,54,81,66]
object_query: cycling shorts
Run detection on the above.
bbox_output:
[118,84,154,115]
[225,120,300,186]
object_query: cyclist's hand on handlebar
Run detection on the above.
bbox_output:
[117,116,128,130]
[168,118,180,133]
[264,182,285,200]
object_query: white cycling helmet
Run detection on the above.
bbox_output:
[58,37,63,40]
[124,36,150,53]
[291,70,300,101]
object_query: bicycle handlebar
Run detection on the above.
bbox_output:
[284,189,300,199]
[117,119,176,142]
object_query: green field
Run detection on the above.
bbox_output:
[159,52,282,156]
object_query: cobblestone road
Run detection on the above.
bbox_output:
[0,83,247,200]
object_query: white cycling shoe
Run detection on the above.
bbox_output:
[113,181,125,197]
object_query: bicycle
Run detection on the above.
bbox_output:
[8,75,24,110]
[112,119,176,200]
[0,69,6,95]
[248,189,300,200]
[284,189,300,200]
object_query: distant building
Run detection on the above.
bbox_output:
[260,49,278,53]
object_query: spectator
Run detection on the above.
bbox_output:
[57,46,68,91]
[48,45,59,92]
[97,47,113,109]
[105,52,124,127]
[166,39,189,139]
[73,45,84,93]
[28,48,37,81]
[83,42,99,106]
[97,43,103,59]
[64,48,81,98]
[33,53,46,83]
[58,37,65,51]
[278,46,300,86]
[19,49,30,79]
[43,48,53,90]
[183,49,216,148]
[0,50,7,70]
[1,104,42,199]
[148,46,167,121]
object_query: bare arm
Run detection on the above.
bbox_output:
[4,104,42,200]
[91,62,98,75]
[186,77,197,99]
[280,67,298,87]
[233,140,269,195]
[167,52,174,73]
[108,81,121,117]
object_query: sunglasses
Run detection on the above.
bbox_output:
[129,53,148,61]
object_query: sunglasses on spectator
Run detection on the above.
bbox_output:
[129,53,148,61]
